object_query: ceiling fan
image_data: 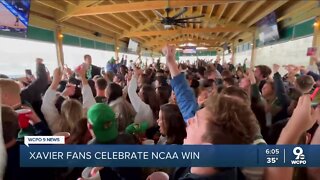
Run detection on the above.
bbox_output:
[153,1,204,29]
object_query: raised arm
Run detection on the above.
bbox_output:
[21,59,49,104]
[273,64,289,107]
[41,68,61,133]
[264,95,316,180]
[76,64,96,109]
[128,68,147,113]
[163,45,198,122]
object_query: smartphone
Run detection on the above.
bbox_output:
[311,87,320,107]
[25,69,32,76]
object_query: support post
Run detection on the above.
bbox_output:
[250,30,256,68]
[231,41,236,65]
[55,26,64,68]
[114,37,119,61]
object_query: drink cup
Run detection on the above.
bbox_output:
[15,109,32,129]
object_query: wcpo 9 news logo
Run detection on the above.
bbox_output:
[291,147,306,165]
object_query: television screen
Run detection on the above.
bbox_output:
[183,47,196,54]
[0,0,31,37]
[257,12,279,45]
[128,39,139,53]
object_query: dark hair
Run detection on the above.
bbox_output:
[1,106,19,144]
[84,54,91,59]
[96,78,107,91]
[223,77,235,86]
[107,83,123,103]
[160,104,186,145]
[220,86,250,105]
[197,66,206,77]
[139,74,150,86]
[156,76,168,87]
[295,75,314,93]
[115,133,140,144]
[157,86,172,105]
[221,70,233,79]
[141,85,160,119]
[256,65,272,78]
[0,74,9,79]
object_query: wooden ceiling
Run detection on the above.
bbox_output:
[30,0,320,52]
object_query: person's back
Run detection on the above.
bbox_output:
[2,106,55,180]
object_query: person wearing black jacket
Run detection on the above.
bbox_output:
[84,54,101,79]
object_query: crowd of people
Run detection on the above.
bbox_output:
[1,45,320,180]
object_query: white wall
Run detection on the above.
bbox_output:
[0,36,145,77]
[0,35,314,77]
[234,36,313,74]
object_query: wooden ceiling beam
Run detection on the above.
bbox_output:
[281,6,320,28]
[109,0,139,28]
[227,2,246,22]
[35,0,66,13]
[78,16,123,35]
[63,0,78,6]
[146,38,228,46]
[29,13,117,44]
[70,0,247,17]
[110,14,137,28]
[95,15,130,31]
[123,26,251,38]
[124,10,250,37]
[217,4,228,20]
[69,17,118,36]
[277,1,317,22]
[247,0,288,26]
[237,1,266,24]
[56,0,102,22]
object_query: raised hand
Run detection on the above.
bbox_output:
[21,105,41,124]
[247,69,256,84]
[162,45,176,63]
[51,68,62,89]
[273,64,280,73]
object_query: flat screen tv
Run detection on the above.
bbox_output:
[183,47,196,54]
[257,12,279,45]
[0,0,31,37]
[128,39,139,53]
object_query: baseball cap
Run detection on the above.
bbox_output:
[87,103,118,143]
[125,121,149,134]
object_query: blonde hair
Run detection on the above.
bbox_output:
[0,79,20,96]
[59,99,83,132]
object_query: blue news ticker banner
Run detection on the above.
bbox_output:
[20,145,320,167]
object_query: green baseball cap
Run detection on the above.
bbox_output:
[125,121,149,134]
[87,103,118,143]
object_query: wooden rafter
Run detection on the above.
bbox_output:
[277,1,317,22]
[230,1,288,41]
[70,0,248,17]
[95,15,131,31]
[227,2,246,22]
[123,26,251,38]
[56,0,103,22]
[247,1,288,26]
[237,1,266,24]
[79,16,123,35]
[35,0,66,13]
